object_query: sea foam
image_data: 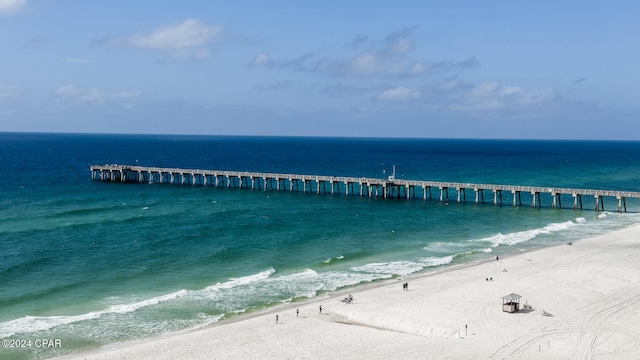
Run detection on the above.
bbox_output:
[0,269,277,338]
[477,220,577,247]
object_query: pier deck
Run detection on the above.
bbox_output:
[90,164,640,213]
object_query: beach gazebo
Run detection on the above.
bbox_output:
[501,293,522,313]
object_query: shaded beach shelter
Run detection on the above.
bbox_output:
[501,293,522,313]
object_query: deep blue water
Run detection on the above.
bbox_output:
[1,133,640,359]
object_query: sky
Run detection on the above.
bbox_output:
[1,1,639,139]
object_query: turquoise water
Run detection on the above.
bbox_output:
[2,134,640,359]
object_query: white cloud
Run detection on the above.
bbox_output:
[103,19,222,61]
[468,82,500,98]
[348,52,380,76]
[248,52,273,67]
[439,79,461,90]
[251,29,478,78]
[0,0,26,14]
[499,86,523,96]
[320,31,425,77]
[388,35,413,54]
[127,19,221,50]
[517,89,554,104]
[0,85,20,98]
[451,82,555,112]
[55,84,141,104]
[377,87,421,102]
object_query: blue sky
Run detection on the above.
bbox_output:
[1,1,639,139]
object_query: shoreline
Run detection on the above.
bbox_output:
[57,248,500,357]
[58,222,640,359]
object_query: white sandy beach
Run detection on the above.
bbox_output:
[63,224,640,360]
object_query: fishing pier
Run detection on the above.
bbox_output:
[90,165,640,213]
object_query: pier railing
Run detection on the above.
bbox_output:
[90,164,640,213]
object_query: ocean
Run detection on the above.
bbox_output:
[2,133,640,359]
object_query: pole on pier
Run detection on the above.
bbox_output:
[531,192,540,208]
[532,192,535,208]
[594,195,604,212]
[439,187,449,203]
[493,190,502,206]
[617,196,627,213]
[572,194,582,210]
[512,191,521,207]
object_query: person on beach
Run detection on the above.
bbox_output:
[296,308,299,317]
[276,315,279,323]
[319,305,322,314]
[496,256,499,261]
